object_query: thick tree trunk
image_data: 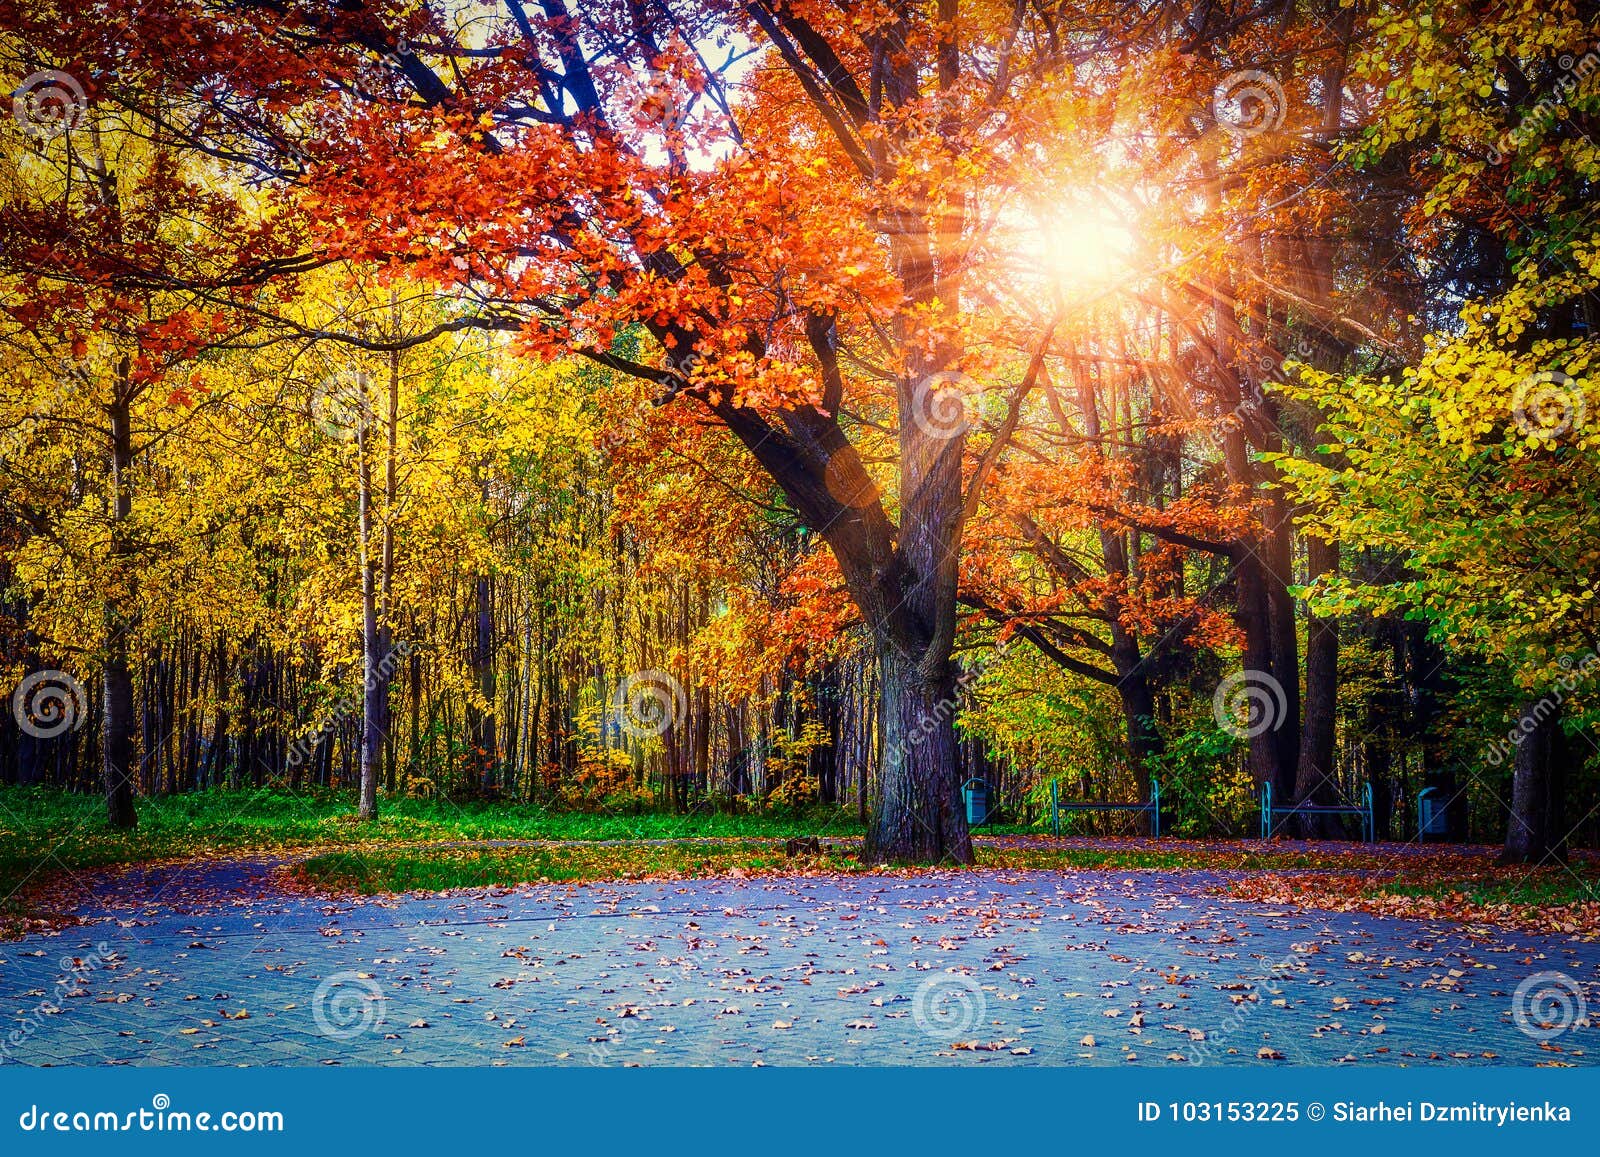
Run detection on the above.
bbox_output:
[1231,544,1287,791]
[1111,636,1162,835]
[102,636,138,828]
[863,642,973,865]
[1263,500,1302,794]
[1500,698,1568,864]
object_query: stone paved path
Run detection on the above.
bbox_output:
[2,860,1597,1066]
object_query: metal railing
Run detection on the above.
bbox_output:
[1259,780,1374,841]
[1050,777,1161,838]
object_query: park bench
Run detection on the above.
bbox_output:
[1049,777,1161,838]
[1258,780,1375,841]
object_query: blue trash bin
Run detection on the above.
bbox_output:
[1418,787,1449,841]
[962,778,990,826]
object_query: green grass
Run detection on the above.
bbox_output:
[986,845,1337,872]
[0,783,1412,907]
[0,783,1311,910]
[298,843,1199,893]
[297,841,1377,894]
[0,785,870,930]
[299,840,861,892]
[19,784,1593,933]
[1380,870,1600,908]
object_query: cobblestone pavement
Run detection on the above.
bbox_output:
[2,861,1596,1066]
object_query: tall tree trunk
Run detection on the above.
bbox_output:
[378,339,399,794]
[357,375,381,821]
[1294,536,1340,835]
[102,385,137,829]
[1231,541,1287,791]
[1205,155,1294,798]
[864,640,972,864]
[472,572,498,787]
[1263,498,1301,793]
[1111,635,1161,834]
[1408,627,1462,838]
[1500,698,1568,864]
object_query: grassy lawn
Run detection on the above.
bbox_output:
[298,840,863,891]
[1226,860,1600,939]
[7,786,1598,939]
[0,785,876,931]
[296,841,1421,894]
[1379,869,1600,908]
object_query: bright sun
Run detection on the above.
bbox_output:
[1038,210,1135,291]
